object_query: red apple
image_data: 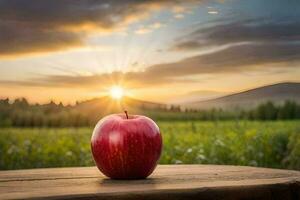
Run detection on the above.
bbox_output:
[91,111,162,179]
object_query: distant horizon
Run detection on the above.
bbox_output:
[1,81,299,105]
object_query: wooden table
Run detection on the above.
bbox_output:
[0,165,299,200]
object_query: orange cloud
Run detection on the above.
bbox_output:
[134,22,164,34]
[2,43,300,88]
[0,0,201,58]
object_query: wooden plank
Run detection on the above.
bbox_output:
[0,165,299,200]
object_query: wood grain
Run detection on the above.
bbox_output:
[0,165,299,200]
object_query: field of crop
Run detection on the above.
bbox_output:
[0,120,300,170]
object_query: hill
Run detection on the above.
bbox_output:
[1,86,300,127]
[187,82,300,109]
[73,96,169,119]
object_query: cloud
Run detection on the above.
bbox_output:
[174,14,185,19]
[207,6,219,15]
[172,5,187,13]
[135,28,152,35]
[0,71,173,89]
[172,4,194,15]
[166,17,300,81]
[146,43,300,78]
[2,42,300,88]
[171,19,300,51]
[0,0,199,57]
[0,21,83,58]
[2,12,300,88]
[208,11,218,14]
[150,22,164,29]
[134,22,164,34]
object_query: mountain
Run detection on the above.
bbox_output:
[1,83,299,127]
[73,96,169,120]
[170,90,228,104]
[187,82,300,110]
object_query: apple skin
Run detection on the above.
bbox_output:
[91,114,162,179]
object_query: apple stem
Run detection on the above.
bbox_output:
[124,110,129,119]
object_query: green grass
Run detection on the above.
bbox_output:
[1,120,300,170]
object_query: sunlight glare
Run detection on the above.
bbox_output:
[110,86,124,100]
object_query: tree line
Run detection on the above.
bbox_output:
[0,98,299,127]
[0,98,90,127]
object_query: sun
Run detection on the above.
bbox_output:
[110,86,124,100]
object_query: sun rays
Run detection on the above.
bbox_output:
[110,86,125,100]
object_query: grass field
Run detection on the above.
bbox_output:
[0,120,300,170]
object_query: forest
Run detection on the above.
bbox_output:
[0,98,299,127]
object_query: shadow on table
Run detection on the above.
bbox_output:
[99,177,158,186]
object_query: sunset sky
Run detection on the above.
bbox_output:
[0,0,299,104]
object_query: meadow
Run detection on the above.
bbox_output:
[0,120,300,170]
